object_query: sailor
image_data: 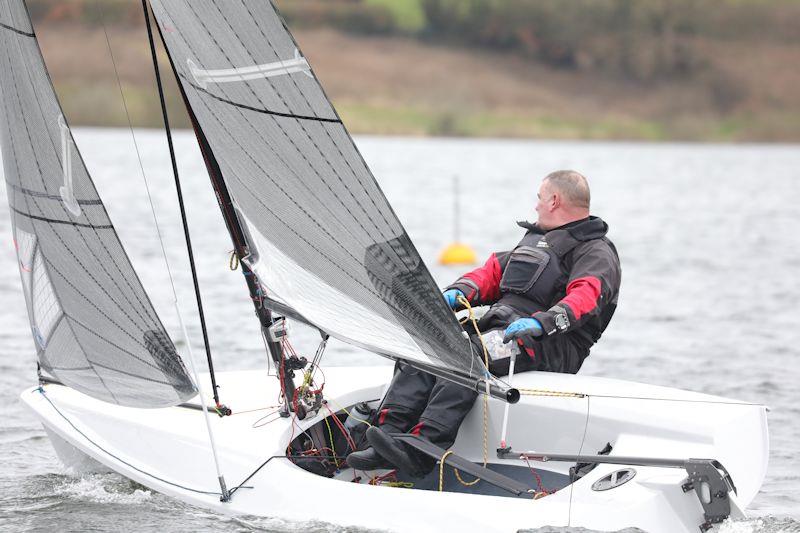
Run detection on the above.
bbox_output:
[347,170,622,475]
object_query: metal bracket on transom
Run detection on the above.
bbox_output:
[500,450,737,532]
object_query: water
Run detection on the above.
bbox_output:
[0,131,798,532]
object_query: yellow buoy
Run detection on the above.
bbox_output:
[439,175,477,265]
[439,242,477,265]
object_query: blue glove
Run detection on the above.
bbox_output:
[503,317,543,343]
[443,289,465,309]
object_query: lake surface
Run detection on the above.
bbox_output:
[0,131,798,532]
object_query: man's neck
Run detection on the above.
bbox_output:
[542,215,590,232]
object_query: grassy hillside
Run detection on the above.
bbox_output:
[26,0,800,142]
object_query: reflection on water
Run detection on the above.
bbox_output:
[1,131,798,531]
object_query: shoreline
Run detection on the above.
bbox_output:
[34,23,800,143]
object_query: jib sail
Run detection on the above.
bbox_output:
[0,0,196,407]
[148,0,488,381]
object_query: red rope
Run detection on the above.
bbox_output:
[523,457,555,495]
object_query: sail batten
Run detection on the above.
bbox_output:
[0,0,196,407]
[149,0,489,381]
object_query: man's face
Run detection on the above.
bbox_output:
[535,181,556,230]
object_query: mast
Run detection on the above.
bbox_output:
[140,1,226,413]
[144,1,300,411]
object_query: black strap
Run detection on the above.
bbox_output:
[393,434,532,496]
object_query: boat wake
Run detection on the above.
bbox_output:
[55,473,153,505]
[717,516,800,533]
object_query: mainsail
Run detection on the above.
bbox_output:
[0,0,196,407]
[148,0,489,382]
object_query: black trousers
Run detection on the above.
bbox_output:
[376,333,587,451]
[377,361,477,452]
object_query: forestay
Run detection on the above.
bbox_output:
[0,0,196,407]
[148,0,488,380]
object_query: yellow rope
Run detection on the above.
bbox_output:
[438,450,454,491]
[323,416,340,468]
[328,399,373,429]
[440,296,585,493]
[454,466,481,486]
[436,295,491,489]
[518,388,585,398]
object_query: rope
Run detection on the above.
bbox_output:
[518,388,586,398]
[430,295,491,490]
[523,457,555,499]
[438,450,454,491]
[323,416,340,469]
[229,250,239,271]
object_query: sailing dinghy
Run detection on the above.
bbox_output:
[0,1,768,532]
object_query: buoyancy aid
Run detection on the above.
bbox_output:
[448,217,621,374]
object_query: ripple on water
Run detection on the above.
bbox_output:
[1,134,799,529]
[719,517,800,533]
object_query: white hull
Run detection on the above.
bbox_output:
[21,368,768,532]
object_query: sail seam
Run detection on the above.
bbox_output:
[0,52,119,401]
[216,1,399,247]
[189,97,393,303]
[191,81,373,250]
[10,206,114,229]
[67,315,166,372]
[176,1,406,268]
[236,0,426,299]
[3,0,192,405]
[184,77,341,124]
[7,39,166,333]
[187,88,378,253]
[261,0,402,247]
[166,1,401,269]
[0,21,34,37]
[89,359,181,387]
[5,48,153,373]
[40,364,94,371]
[181,1,399,249]
[153,2,473,370]
[264,0,474,362]
[192,2,469,365]
[10,183,104,204]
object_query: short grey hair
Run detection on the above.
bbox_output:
[544,170,590,209]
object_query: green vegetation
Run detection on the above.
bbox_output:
[336,102,796,141]
[364,0,425,32]
[26,0,800,142]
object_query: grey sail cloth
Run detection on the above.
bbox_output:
[149,0,488,381]
[0,0,196,407]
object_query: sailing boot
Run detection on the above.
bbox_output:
[346,411,410,471]
[345,446,392,471]
[365,426,427,478]
[347,362,436,471]
[346,411,414,471]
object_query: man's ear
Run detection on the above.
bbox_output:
[551,192,561,210]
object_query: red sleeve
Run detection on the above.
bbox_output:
[448,253,503,305]
[463,253,503,303]
[561,276,602,320]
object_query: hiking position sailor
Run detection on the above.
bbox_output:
[347,170,622,476]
